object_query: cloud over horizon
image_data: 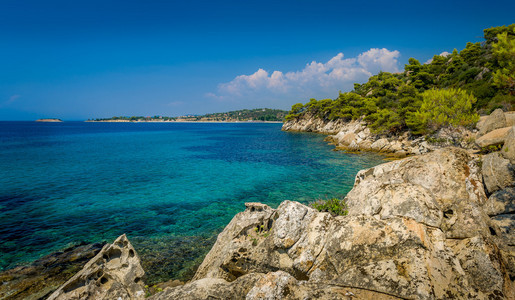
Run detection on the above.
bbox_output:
[208,48,400,108]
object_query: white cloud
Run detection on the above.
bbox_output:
[424,51,452,64]
[208,48,400,108]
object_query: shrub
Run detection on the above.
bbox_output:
[310,198,348,216]
[407,88,480,134]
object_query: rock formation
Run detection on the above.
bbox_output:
[478,108,507,136]
[0,242,105,300]
[47,234,146,300]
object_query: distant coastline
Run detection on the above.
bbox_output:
[35,118,62,122]
[86,108,288,123]
[86,119,283,123]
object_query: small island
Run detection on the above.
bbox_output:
[35,119,63,122]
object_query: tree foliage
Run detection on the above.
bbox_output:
[492,27,515,95]
[407,88,479,134]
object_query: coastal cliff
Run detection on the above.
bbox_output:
[44,143,515,299]
[283,109,515,158]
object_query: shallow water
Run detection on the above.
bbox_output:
[0,121,385,279]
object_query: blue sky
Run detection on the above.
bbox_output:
[1,0,514,120]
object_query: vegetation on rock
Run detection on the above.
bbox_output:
[309,198,348,216]
[285,24,515,135]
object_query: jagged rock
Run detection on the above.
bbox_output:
[478,108,507,135]
[502,126,515,163]
[484,187,515,216]
[48,234,145,300]
[482,152,515,195]
[187,148,512,299]
[0,242,105,300]
[476,126,511,148]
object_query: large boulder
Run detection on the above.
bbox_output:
[48,234,145,300]
[502,126,515,163]
[482,152,515,195]
[476,126,511,148]
[346,147,488,238]
[478,108,507,135]
[179,148,513,299]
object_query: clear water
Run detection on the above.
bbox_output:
[0,121,385,275]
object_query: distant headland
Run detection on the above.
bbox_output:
[35,118,63,122]
[86,108,288,123]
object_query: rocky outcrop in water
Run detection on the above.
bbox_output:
[0,242,105,300]
[48,234,146,300]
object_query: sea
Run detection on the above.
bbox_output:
[0,121,385,282]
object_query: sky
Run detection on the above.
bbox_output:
[1,0,514,120]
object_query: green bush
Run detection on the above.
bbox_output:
[310,198,348,216]
[407,88,480,134]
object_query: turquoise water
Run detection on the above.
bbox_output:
[0,122,384,277]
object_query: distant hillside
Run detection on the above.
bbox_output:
[89,108,288,122]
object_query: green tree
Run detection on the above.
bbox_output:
[492,28,515,95]
[407,88,479,134]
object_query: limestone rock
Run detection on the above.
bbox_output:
[149,273,264,300]
[482,152,515,195]
[192,202,275,281]
[484,187,515,216]
[0,242,104,300]
[505,111,515,127]
[346,148,489,238]
[281,113,348,134]
[370,138,389,151]
[48,234,145,300]
[491,215,515,246]
[502,126,515,163]
[476,126,511,148]
[246,271,297,299]
[479,108,507,135]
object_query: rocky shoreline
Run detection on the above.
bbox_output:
[2,110,515,299]
[282,109,515,158]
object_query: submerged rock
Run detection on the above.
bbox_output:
[48,234,145,300]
